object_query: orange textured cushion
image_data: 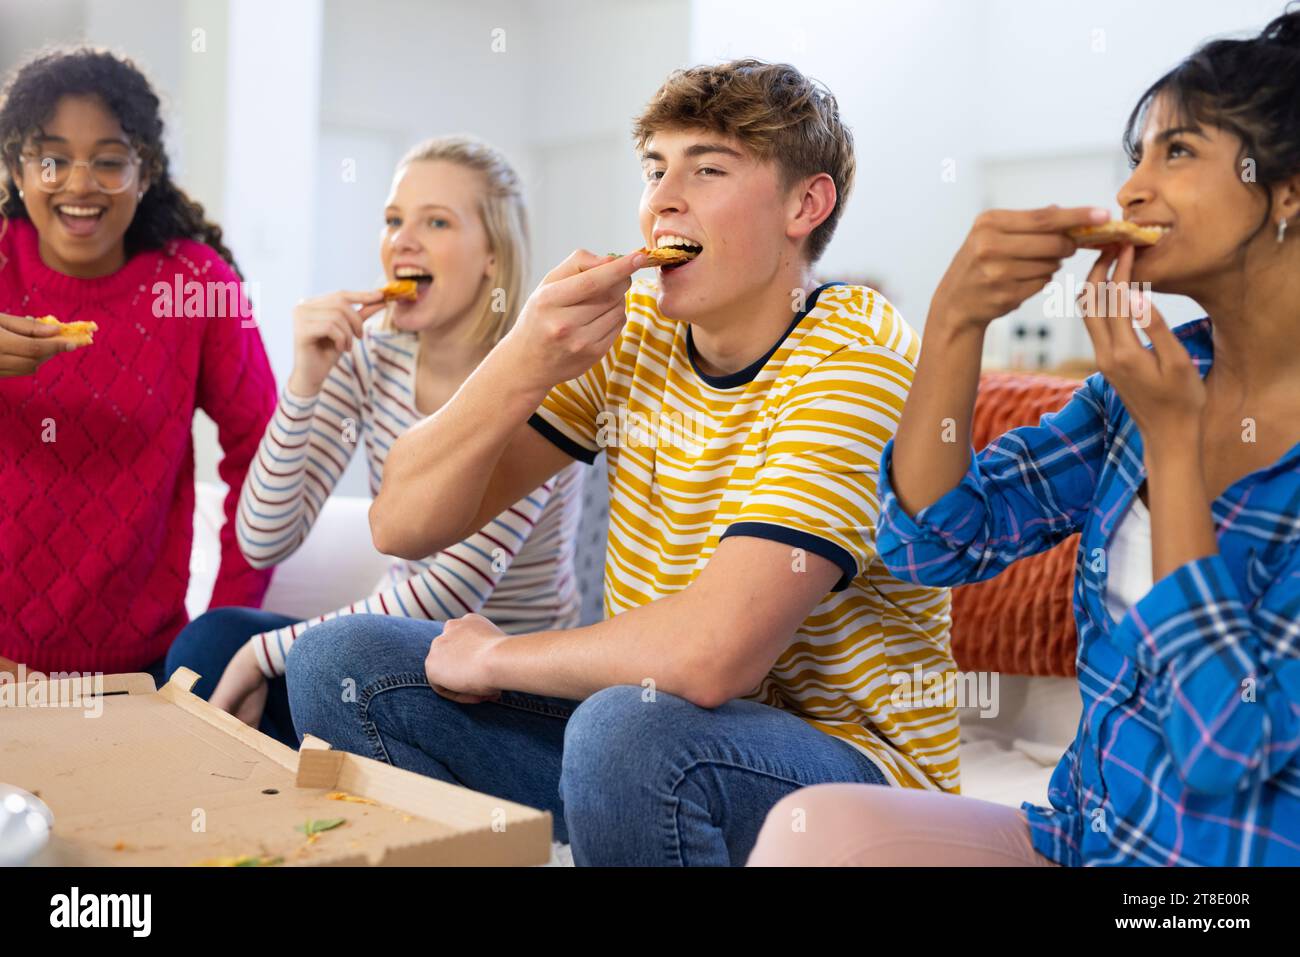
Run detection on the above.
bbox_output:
[948,372,1083,676]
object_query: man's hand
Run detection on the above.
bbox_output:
[470,536,844,707]
[494,249,648,396]
[425,614,509,704]
[366,249,641,562]
[210,641,270,728]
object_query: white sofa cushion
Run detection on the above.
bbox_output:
[187,481,391,622]
[956,673,1081,808]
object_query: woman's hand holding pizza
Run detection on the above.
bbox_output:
[1079,244,1205,450]
[0,312,81,378]
[928,206,1107,332]
[287,290,386,397]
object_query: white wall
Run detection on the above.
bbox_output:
[313,0,690,296]
[523,0,692,267]
[313,0,535,298]
[690,0,1286,349]
[221,0,322,377]
[691,0,986,330]
[0,0,87,64]
[979,0,1285,157]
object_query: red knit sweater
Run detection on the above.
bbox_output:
[0,218,277,673]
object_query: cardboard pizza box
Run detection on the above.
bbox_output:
[0,667,552,866]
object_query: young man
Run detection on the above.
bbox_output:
[286,59,958,865]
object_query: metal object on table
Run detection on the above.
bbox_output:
[0,784,53,866]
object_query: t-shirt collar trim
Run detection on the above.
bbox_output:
[686,281,842,389]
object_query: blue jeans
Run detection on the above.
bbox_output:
[164,607,301,747]
[286,614,889,865]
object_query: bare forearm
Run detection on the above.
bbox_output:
[485,591,728,706]
[372,345,545,557]
[891,314,987,516]
[1145,441,1217,581]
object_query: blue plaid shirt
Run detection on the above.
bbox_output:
[877,318,1300,866]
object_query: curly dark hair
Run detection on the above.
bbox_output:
[0,45,241,277]
[1123,5,1300,244]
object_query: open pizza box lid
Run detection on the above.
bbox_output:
[0,666,552,866]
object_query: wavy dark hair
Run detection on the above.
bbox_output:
[1123,5,1300,245]
[0,46,241,276]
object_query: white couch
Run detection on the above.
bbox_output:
[186,481,392,624]
[186,481,1081,860]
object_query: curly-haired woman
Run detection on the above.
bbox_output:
[0,48,276,680]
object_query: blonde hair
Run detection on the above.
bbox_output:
[384,135,529,342]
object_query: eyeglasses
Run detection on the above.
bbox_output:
[19,150,141,195]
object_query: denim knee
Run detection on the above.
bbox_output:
[285,615,440,686]
[285,615,441,740]
[284,617,359,680]
[560,684,676,799]
[284,618,360,731]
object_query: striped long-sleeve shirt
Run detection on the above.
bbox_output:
[235,315,584,677]
[877,317,1300,866]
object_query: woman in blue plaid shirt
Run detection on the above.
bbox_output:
[750,9,1300,867]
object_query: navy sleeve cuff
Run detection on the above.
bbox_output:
[527,413,599,465]
[722,521,858,591]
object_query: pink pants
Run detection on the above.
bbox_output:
[747,783,1059,866]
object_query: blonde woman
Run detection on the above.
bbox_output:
[166,136,584,745]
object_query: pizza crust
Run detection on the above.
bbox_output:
[1067,221,1168,248]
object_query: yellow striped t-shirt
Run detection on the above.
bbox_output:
[528,278,959,792]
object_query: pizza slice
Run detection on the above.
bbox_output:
[34,315,98,346]
[1067,221,1169,248]
[381,279,419,302]
[575,240,704,273]
[640,246,697,266]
